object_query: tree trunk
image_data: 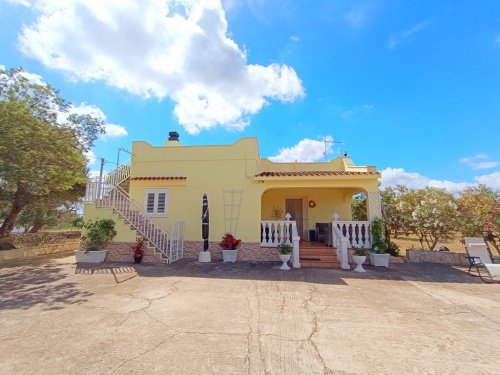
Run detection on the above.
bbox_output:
[0,193,25,237]
[28,207,46,233]
[384,225,391,244]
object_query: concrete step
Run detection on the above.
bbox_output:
[300,260,341,268]
[300,248,336,256]
[300,255,338,262]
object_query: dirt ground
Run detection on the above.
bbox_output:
[391,233,465,253]
[1,253,499,374]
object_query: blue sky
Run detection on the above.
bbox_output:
[1,0,499,192]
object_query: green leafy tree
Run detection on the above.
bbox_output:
[458,185,500,254]
[402,187,459,250]
[351,193,367,221]
[0,67,103,237]
[381,186,408,242]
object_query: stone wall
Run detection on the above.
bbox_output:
[406,249,469,267]
[184,241,280,262]
[0,238,81,261]
[100,242,164,264]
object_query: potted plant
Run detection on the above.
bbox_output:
[369,217,390,267]
[277,242,292,270]
[352,246,367,272]
[219,233,241,263]
[74,218,117,263]
[129,237,145,264]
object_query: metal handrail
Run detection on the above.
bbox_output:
[97,185,183,263]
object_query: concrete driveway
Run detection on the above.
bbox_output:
[1,253,499,374]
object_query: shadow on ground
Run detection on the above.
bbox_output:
[75,258,494,285]
[0,255,92,311]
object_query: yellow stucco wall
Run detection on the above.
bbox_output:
[86,136,380,243]
[83,203,137,243]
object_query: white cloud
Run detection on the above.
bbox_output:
[344,4,371,27]
[1,64,45,85]
[15,0,304,134]
[475,171,500,190]
[102,124,128,139]
[66,103,127,140]
[387,20,430,49]
[380,167,500,194]
[460,153,499,170]
[4,0,31,6]
[268,136,334,162]
[84,150,96,166]
[290,35,300,42]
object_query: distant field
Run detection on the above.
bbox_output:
[391,234,465,254]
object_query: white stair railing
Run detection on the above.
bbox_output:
[331,223,350,270]
[84,162,131,203]
[291,225,301,269]
[104,163,131,187]
[97,184,184,263]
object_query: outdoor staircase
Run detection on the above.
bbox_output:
[86,163,184,264]
[299,242,341,268]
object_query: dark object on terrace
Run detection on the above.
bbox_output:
[202,194,209,251]
[438,246,450,252]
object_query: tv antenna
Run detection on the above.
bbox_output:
[323,138,343,161]
[116,147,132,166]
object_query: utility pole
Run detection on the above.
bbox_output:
[323,139,343,162]
[97,157,105,199]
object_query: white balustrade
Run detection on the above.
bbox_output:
[332,218,372,248]
[261,213,300,268]
[104,163,131,187]
[260,213,296,247]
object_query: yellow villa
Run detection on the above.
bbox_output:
[84,131,382,268]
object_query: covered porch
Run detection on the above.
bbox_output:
[258,186,382,269]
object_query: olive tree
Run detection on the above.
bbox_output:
[0,67,103,236]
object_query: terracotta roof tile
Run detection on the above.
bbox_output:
[255,171,379,177]
[131,176,187,181]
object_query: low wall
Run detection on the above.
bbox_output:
[406,249,469,267]
[102,242,164,264]
[0,238,81,261]
[184,241,280,262]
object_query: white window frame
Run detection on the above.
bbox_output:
[144,189,169,217]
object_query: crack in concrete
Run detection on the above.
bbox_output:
[245,279,266,374]
[109,332,179,374]
[244,280,253,375]
[303,284,334,375]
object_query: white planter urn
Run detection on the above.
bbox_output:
[279,253,291,271]
[222,249,238,263]
[369,253,390,267]
[75,250,107,263]
[198,251,211,263]
[352,255,367,272]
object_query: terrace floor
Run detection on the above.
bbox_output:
[1,252,499,374]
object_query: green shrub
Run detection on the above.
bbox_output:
[386,241,400,256]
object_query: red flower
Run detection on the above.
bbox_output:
[219,233,242,250]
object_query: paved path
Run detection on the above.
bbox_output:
[1,253,499,374]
